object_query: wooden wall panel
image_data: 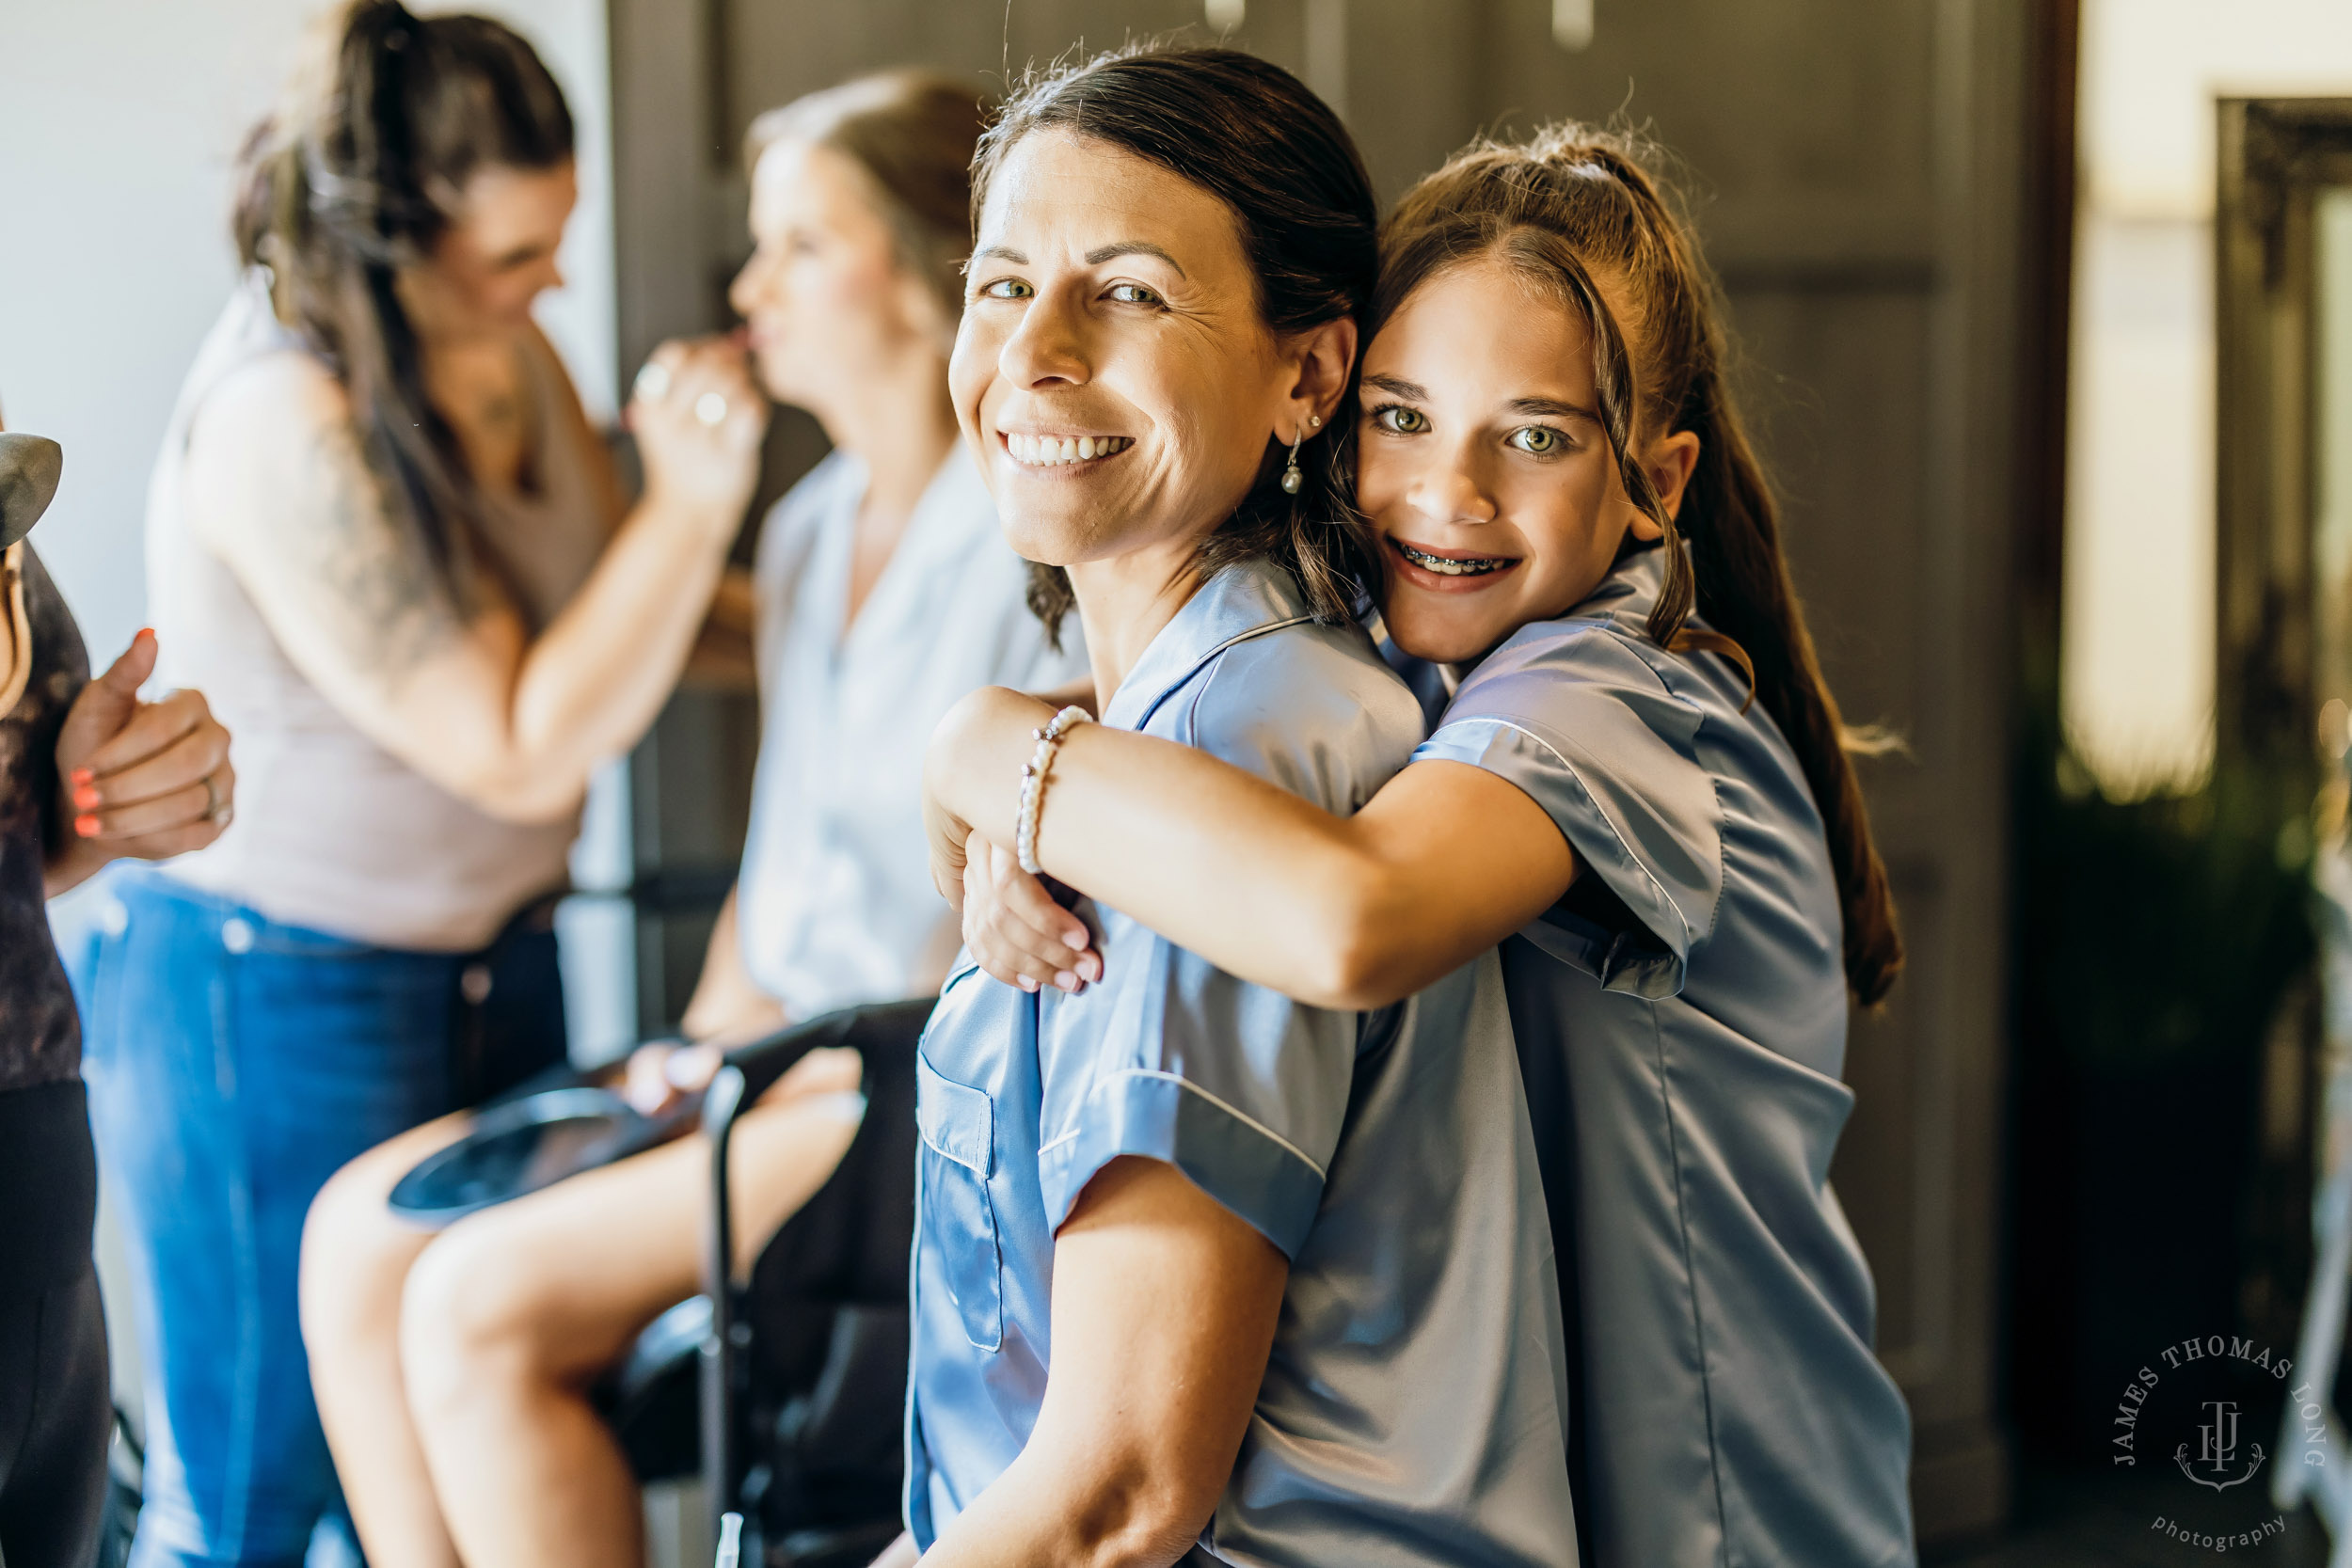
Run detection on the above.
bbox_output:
[1727,289,1935,771]
[1477,0,1939,267]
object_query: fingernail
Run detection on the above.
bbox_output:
[135,626,154,642]
[1079,956,1102,982]
[1019,975,1039,993]
[1061,928,1089,950]
[72,784,100,811]
[1055,972,1077,992]
[69,768,92,787]
[74,814,101,838]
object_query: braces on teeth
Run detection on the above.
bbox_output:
[1008,433,1133,466]
[1397,542,1509,577]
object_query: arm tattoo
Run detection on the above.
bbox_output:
[299,418,463,686]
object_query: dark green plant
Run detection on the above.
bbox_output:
[2014,683,2315,1077]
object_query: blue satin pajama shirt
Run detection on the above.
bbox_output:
[905,558,1580,1568]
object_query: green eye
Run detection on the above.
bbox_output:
[1107,282,1163,306]
[979,277,1033,300]
[1508,425,1566,455]
[1374,405,1429,435]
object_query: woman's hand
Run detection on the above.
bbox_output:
[619,1038,723,1117]
[961,832,1099,994]
[46,628,235,895]
[619,1036,856,1117]
[628,335,769,526]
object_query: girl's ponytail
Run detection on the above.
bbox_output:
[1377,128,1905,1005]
[1677,354,1905,1006]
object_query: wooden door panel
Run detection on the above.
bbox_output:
[1728,287,1935,769]
[1477,0,1939,266]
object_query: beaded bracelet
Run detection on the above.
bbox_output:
[1015,705,1093,875]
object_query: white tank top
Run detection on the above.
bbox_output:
[146,274,614,953]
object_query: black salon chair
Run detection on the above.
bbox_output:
[601,999,930,1568]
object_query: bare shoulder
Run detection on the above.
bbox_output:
[183,350,463,677]
[190,349,352,455]
[183,351,355,533]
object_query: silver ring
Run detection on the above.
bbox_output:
[202,771,228,824]
[632,361,672,404]
[694,391,729,427]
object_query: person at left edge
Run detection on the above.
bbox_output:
[0,402,237,1568]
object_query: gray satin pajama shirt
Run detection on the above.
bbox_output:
[1418,547,1917,1568]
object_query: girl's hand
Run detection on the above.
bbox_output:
[961,831,1101,995]
[48,629,235,894]
[924,686,1065,906]
[628,336,769,526]
[925,773,977,908]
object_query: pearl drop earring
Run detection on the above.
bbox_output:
[1280,414,1322,496]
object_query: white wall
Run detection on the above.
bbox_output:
[0,0,315,659]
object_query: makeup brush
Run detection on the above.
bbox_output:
[0,434,64,549]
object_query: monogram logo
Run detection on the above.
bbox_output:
[2175,1400,2265,1492]
[2114,1333,2312,1554]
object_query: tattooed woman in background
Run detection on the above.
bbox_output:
[56,5,764,1564]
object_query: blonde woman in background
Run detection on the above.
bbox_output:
[300,72,1081,1568]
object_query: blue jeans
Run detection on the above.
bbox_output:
[65,865,567,1568]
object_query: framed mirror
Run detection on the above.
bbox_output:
[2217,98,2352,777]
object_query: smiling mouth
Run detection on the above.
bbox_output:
[1004,432,1136,468]
[1390,537,1518,578]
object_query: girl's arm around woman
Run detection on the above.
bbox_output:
[926,684,1574,1010]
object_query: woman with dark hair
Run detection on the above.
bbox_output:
[294,71,1080,1568]
[932,123,1918,1568]
[890,47,1576,1568]
[61,3,765,1563]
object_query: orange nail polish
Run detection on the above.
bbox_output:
[74,814,101,838]
[69,768,91,786]
[72,784,100,811]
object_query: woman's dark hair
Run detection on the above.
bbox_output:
[972,44,1379,641]
[1377,126,1903,1004]
[745,71,990,327]
[233,0,573,601]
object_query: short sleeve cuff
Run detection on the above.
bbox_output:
[1417,718,1695,998]
[1039,1069,1327,1258]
